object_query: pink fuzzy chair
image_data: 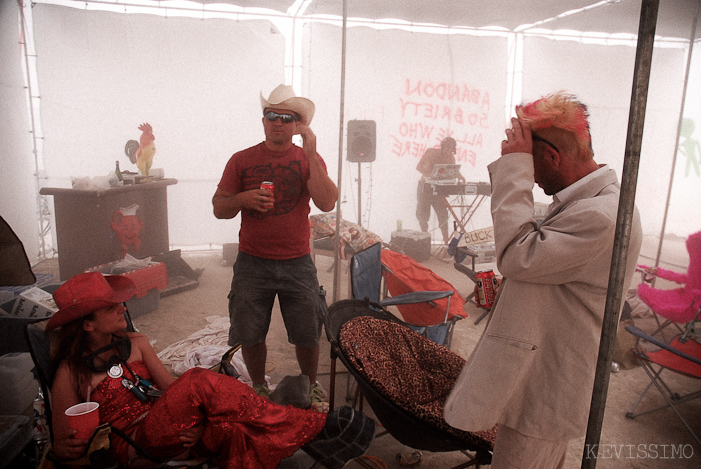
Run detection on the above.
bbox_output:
[637,231,701,325]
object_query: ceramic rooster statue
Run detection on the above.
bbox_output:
[136,123,156,176]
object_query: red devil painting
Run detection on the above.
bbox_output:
[111,204,143,257]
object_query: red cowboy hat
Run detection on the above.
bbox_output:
[46,271,136,331]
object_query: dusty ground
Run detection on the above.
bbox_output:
[32,234,701,468]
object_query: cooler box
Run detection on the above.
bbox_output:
[0,353,40,415]
[0,415,33,469]
[86,261,168,318]
[389,230,431,262]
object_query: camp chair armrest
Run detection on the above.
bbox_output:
[625,325,701,367]
[379,290,454,307]
[636,265,688,285]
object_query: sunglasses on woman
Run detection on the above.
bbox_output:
[82,335,131,373]
[264,111,298,124]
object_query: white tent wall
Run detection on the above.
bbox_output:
[521,35,694,238]
[304,23,506,238]
[1,1,700,266]
[32,4,287,248]
[663,42,701,244]
[1,0,41,261]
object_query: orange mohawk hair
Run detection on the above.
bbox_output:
[516,92,593,159]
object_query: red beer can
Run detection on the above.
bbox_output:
[476,270,496,308]
[260,181,274,194]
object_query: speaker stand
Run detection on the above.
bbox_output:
[357,162,362,227]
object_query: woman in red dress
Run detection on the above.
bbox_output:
[48,272,374,468]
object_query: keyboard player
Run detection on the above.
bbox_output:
[415,137,463,245]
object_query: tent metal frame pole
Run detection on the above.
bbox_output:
[581,0,659,467]
[18,0,50,262]
[652,0,700,275]
[332,0,348,303]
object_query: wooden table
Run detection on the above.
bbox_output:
[40,179,177,280]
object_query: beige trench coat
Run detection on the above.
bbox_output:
[444,152,642,441]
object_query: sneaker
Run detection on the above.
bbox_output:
[310,382,329,413]
[252,383,271,399]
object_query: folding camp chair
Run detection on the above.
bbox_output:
[350,242,465,349]
[325,299,494,468]
[25,315,237,467]
[635,230,701,342]
[625,325,701,448]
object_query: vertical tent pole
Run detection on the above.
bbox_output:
[332,0,348,303]
[581,0,659,467]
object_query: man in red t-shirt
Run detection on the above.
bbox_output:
[213,84,338,411]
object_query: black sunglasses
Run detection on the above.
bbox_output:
[82,336,132,372]
[264,111,298,124]
[532,134,560,153]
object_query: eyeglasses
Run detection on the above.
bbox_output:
[532,134,560,153]
[264,111,298,124]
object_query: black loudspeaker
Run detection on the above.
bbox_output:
[347,120,376,162]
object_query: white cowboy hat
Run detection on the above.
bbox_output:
[260,84,315,126]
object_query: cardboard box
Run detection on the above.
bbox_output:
[0,272,56,303]
[9,287,58,319]
[464,242,496,265]
[0,284,60,355]
[125,288,160,318]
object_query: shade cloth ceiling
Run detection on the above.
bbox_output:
[191,0,700,39]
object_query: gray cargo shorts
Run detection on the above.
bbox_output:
[227,252,325,348]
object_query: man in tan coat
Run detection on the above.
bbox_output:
[444,92,642,468]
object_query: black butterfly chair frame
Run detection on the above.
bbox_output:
[325,299,492,468]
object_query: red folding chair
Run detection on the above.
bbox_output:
[380,248,467,349]
[625,325,701,448]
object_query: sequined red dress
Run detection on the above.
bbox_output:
[90,362,327,468]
